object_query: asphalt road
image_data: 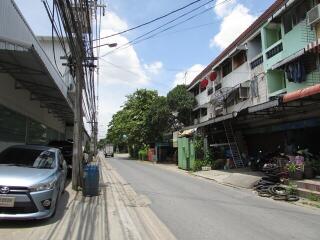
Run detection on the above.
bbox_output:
[108,157,320,240]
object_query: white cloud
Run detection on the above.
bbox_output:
[214,0,237,18]
[98,12,149,86]
[210,2,256,50]
[96,11,157,138]
[144,61,163,75]
[173,64,205,87]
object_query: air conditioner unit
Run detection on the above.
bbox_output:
[307,4,320,26]
[239,86,250,99]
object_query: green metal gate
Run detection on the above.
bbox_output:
[178,137,195,170]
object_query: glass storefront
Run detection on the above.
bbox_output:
[0,104,63,145]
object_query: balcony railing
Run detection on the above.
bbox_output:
[266,42,283,59]
[250,54,264,69]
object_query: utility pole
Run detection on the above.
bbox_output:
[72,61,84,190]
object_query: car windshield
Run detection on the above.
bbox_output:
[0,147,56,169]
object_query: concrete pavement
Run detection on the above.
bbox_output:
[192,169,263,189]
[109,157,320,240]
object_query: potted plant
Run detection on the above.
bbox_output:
[304,160,314,179]
[287,162,303,180]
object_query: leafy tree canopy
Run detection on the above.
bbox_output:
[167,85,196,126]
[105,89,172,156]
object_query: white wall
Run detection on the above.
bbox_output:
[251,64,268,105]
[247,34,262,60]
[38,37,73,88]
[222,62,250,88]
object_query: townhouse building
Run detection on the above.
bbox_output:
[183,0,320,167]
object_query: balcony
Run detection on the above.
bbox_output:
[195,89,210,106]
[264,40,283,70]
[222,62,250,88]
[266,41,283,59]
[250,53,264,69]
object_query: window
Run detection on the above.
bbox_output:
[207,87,213,95]
[283,1,311,34]
[27,119,48,145]
[222,60,232,77]
[0,147,56,169]
[0,105,26,142]
[200,108,207,117]
[233,51,247,69]
[215,83,222,91]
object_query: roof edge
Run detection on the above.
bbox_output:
[187,0,287,88]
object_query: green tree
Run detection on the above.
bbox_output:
[145,96,173,143]
[105,89,172,157]
[167,85,196,126]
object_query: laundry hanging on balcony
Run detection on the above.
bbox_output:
[284,60,306,83]
[209,72,217,81]
[200,79,209,89]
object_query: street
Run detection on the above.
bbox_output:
[108,156,320,240]
[0,154,175,240]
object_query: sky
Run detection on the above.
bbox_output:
[15,0,274,139]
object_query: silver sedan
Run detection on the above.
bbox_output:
[0,145,67,220]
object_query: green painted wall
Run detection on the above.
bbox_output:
[282,20,316,59]
[262,0,319,95]
[264,26,281,49]
[286,71,320,92]
[267,70,286,94]
[262,23,284,71]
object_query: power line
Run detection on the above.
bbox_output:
[100,59,203,88]
[99,0,232,57]
[100,2,265,58]
[93,0,209,41]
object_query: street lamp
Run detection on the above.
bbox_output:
[93,42,117,49]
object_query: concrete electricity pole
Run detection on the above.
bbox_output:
[72,62,84,190]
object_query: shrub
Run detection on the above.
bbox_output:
[138,145,149,160]
[138,149,147,160]
[193,159,207,172]
[286,181,298,195]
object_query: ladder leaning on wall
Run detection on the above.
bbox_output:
[223,121,244,168]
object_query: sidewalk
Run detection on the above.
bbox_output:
[0,155,175,240]
[192,169,263,189]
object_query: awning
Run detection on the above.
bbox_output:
[0,42,74,123]
[193,103,209,111]
[271,48,305,70]
[305,38,320,54]
[182,112,235,131]
[248,99,279,113]
[178,128,197,137]
[282,84,320,103]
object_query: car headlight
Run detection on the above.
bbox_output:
[30,178,57,192]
